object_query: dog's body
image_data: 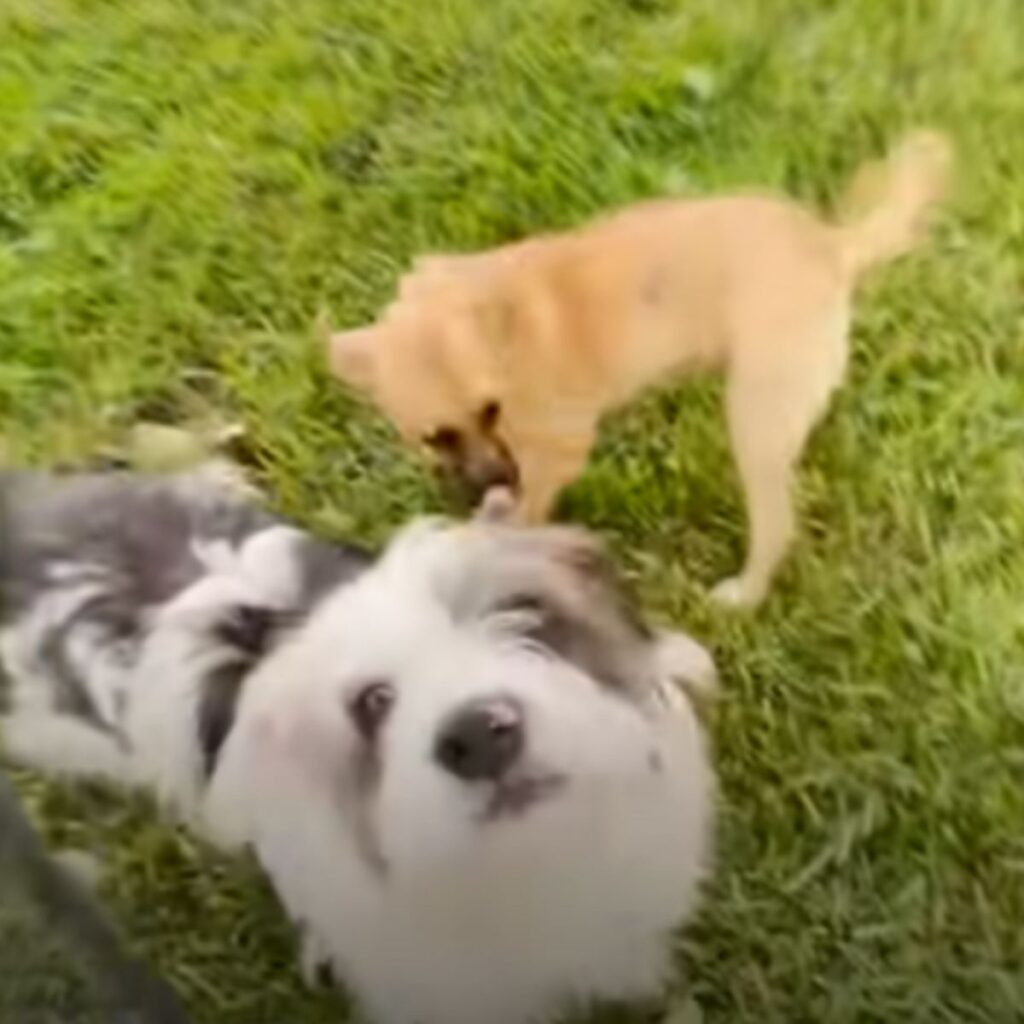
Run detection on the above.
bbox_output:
[0,468,715,1024]
[330,131,950,606]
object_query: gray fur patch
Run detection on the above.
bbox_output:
[438,527,656,698]
[0,469,373,774]
[0,470,273,620]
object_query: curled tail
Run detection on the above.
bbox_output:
[834,130,952,278]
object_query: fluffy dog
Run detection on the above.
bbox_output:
[328,131,951,607]
[0,467,716,1024]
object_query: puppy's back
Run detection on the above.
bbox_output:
[0,469,273,618]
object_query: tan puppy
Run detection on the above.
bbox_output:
[329,132,950,607]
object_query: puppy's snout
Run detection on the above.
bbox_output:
[434,698,524,782]
[466,455,519,500]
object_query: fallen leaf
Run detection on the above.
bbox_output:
[127,422,213,471]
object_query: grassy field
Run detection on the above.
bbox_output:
[2,0,1023,1021]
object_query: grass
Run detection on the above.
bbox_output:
[1,0,1023,1021]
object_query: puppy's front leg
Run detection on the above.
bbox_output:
[300,927,336,988]
[654,632,718,699]
[517,470,571,524]
[516,433,593,524]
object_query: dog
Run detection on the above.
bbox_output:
[328,131,951,607]
[0,467,716,1024]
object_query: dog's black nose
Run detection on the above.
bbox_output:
[434,699,524,781]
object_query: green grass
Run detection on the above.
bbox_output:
[2,0,1023,1021]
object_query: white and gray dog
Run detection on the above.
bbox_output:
[0,466,715,1024]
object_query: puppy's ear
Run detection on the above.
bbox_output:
[477,295,518,349]
[449,525,657,697]
[412,253,466,277]
[327,327,378,393]
[400,252,486,302]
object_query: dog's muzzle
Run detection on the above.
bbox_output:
[434,697,524,782]
[433,698,565,820]
[440,433,520,509]
[460,452,520,507]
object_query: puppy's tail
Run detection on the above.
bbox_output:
[833,130,952,279]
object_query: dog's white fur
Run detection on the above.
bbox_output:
[2,503,715,1024]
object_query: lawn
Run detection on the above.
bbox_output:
[1,0,1023,1021]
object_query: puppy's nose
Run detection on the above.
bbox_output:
[434,699,524,781]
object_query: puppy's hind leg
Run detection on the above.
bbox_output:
[711,318,848,608]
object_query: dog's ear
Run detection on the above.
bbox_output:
[412,253,469,277]
[477,295,518,350]
[444,525,658,697]
[406,251,517,348]
[327,327,378,393]
[401,252,491,303]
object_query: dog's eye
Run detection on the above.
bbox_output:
[423,427,462,452]
[348,681,395,739]
[478,401,500,432]
[493,593,547,618]
[490,593,554,639]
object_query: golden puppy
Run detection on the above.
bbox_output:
[329,132,950,607]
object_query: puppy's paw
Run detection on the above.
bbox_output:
[659,993,704,1024]
[300,930,335,988]
[709,574,765,610]
[654,632,717,703]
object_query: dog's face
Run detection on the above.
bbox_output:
[329,260,521,507]
[218,521,705,881]
[207,520,713,1024]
